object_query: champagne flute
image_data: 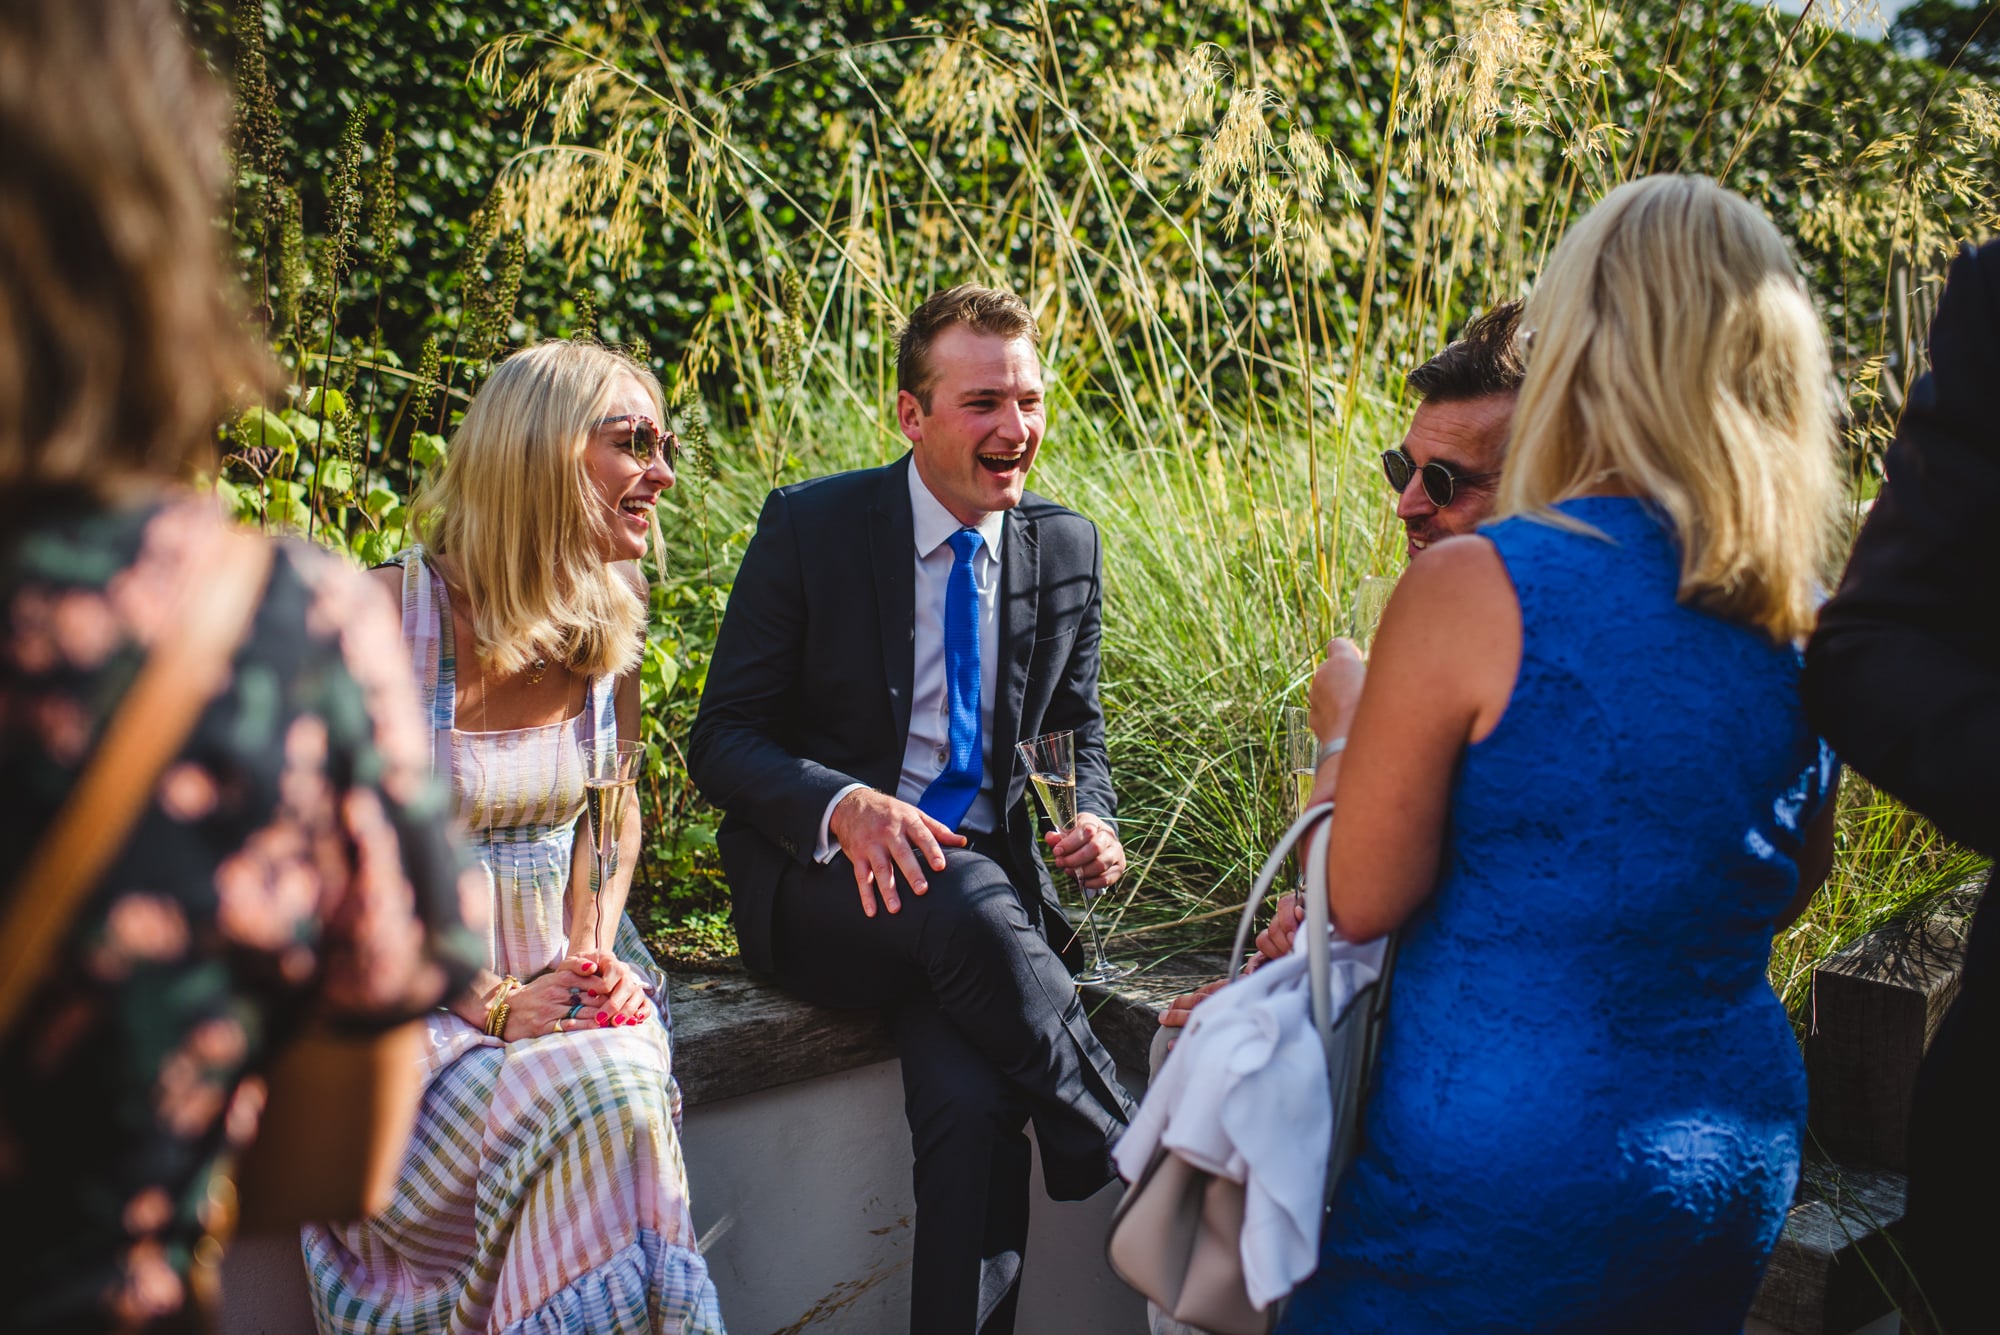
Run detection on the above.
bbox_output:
[1282,706,1317,892]
[1016,730,1132,984]
[581,739,643,959]
[1282,706,1318,824]
[1349,574,1395,653]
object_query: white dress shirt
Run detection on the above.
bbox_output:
[815,464,1007,860]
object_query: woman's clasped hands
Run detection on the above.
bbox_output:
[499,955,651,1040]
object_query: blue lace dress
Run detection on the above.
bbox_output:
[1279,498,1835,1334]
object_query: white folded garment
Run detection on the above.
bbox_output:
[1116,931,1387,1310]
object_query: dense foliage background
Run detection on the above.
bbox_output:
[182,0,1997,1005]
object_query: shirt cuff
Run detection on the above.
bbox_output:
[815,783,869,864]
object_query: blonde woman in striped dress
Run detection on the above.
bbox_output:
[303,341,725,1333]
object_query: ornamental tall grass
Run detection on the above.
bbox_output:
[470,0,1996,984]
[211,0,1997,986]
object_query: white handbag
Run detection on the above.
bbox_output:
[1105,802,1397,1334]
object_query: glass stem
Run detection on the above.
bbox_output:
[593,843,614,959]
[1076,873,1110,969]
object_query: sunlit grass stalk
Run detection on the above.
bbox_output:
[456,1,1997,976]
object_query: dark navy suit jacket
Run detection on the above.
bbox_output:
[1803,236,2000,1335]
[1805,240,2000,854]
[688,453,1115,976]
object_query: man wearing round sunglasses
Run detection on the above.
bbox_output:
[1383,299,1525,562]
[1149,302,1529,1220]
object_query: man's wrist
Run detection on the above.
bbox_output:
[816,782,870,863]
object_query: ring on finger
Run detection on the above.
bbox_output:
[550,1019,563,1035]
[567,1003,584,1020]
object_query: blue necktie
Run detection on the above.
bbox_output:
[918,529,984,830]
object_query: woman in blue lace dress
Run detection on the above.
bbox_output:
[1282,175,1840,1333]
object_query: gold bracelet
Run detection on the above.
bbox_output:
[484,976,521,1037]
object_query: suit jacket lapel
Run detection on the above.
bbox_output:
[994,510,1039,820]
[868,457,917,749]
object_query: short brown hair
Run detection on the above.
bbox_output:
[896,284,1039,410]
[0,0,272,501]
[1406,300,1526,404]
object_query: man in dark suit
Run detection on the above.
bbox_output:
[1804,239,2000,1335]
[688,284,1136,1335]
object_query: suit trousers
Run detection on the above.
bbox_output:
[768,832,1135,1335]
[1904,867,1999,1335]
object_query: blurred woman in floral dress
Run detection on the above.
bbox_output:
[0,1,483,1330]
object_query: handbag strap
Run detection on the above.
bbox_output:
[1226,801,1398,1073]
[0,523,274,1036]
[1226,801,1335,977]
[1227,801,1341,1061]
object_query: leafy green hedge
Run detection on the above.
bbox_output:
[185,0,1995,963]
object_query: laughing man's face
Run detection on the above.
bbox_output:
[899,326,1044,527]
[1394,392,1516,561]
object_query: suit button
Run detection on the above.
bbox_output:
[935,745,949,765]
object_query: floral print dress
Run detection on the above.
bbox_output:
[0,496,484,1334]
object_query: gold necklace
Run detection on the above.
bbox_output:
[472,643,566,733]
[443,562,562,727]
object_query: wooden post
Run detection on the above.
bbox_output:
[1751,1159,1914,1334]
[1804,886,1979,1171]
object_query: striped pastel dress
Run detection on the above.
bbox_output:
[301,549,724,1334]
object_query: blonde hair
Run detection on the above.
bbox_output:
[1497,174,1839,643]
[413,340,661,677]
[0,0,272,502]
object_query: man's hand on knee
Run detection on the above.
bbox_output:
[1044,811,1126,890]
[829,788,968,917]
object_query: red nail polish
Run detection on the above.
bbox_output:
[581,962,596,974]
[596,1011,609,1024]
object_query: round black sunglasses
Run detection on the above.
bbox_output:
[1380,447,1502,509]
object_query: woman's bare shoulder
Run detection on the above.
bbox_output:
[1399,533,1515,619]
[1382,534,1521,739]
[366,562,404,614]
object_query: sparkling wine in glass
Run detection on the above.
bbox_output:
[1283,706,1317,894]
[1282,706,1317,823]
[1016,730,1131,984]
[1349,574,1395,653]
[582,740,643,957]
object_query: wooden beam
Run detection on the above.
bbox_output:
[666,952,1236,1109]
[1805,884,1981,1171]
[669,967,895,1107]
[1751,1158,1912,1334]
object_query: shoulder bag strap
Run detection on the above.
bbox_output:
[1227,800,1336,978]
[1226,802,1395,1071]
[0,526,274,1035]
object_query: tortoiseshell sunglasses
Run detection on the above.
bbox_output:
[594,414,679,470]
